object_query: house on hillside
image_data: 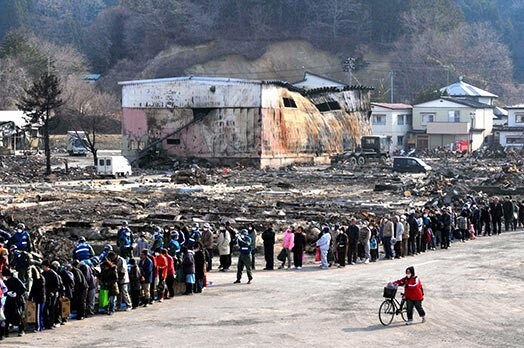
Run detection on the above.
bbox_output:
[119,76,373,168]
[292,71,347,90]
[370,103,412,153]
[0,111,41,154]
[497,105,524,147]
[409,79,497,152]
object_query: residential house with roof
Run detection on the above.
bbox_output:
[0,110,41,153]
[292,71,347,90]
[410,78,496,152]
[497,105,524,147]
[370,103,412,153]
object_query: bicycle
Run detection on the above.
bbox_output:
[379,286,408,326]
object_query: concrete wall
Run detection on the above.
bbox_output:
[507,108,524,127]
[500,131,524,147]
[370,106,412,152]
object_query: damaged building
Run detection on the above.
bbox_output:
[0,110,41,154]
[119,76,373,168]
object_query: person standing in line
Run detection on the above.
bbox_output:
[247,224,257,270]
[401,215,410,257]
[279,226,295,269]
[193,242,206,293]
[225,222,237,271]
[128,258,141,309]
[217,224,231,272]
[138,250,153,307]
[261,223,276,270]
[490,197,503,235]
[359,221,371,264]
[346,218,360,265]
[117,221,134,260]
[108,252,132,311]
[234,230,253,284]
[182,246,195,295]
[390,266,426,325]
[292,226,306,270]
[335,227,348,267]
[392,216,403,259]
[163,249,176,299]
[316,227,331,269]
[201,224,214,272]
[2,267,26,337]
[29,266,45,333]
[382,216,394,260]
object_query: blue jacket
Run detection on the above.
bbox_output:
[139,256,153,284]
[187,230,201,248]
[73,242,94,261]
[10,231,31,252]
[117,227,133,248]
[168,239,181,257]
[237,235,252,254]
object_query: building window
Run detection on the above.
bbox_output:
[314,101,341,112]
[372,114,386,125]
[397,115,405,126]
[448,110,460,123]
[421,113,434,124]
[167,138,181,145]
[515,113,524,123]
[506,136,524,144]
[283,97,297,108]
[397,136,404,145]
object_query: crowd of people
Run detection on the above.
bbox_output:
[0,194,520,338]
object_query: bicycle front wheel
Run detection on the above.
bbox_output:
[399,303,408,322]
[379,300,395,326]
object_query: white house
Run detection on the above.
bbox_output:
[498,105,524,147]
[410,98,495,152]
[370,103,412,153]
[292,71,347,90]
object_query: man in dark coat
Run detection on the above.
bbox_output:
[502,197,515,232]
[261,223,276,270]
[346,218,360,265]
[2,267,27,337]
[78,261,97,316]
[490,197,503,235]
[41,260,62,329]
[70,260,88,320]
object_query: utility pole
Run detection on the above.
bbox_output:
[390,70,394,103]
[343,57,356,86]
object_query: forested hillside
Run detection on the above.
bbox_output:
[1,0,523,107]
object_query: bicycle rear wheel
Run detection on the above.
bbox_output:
[379,300,395,326]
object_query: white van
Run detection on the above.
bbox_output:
[97,156,132,177]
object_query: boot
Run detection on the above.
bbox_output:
[183,283,193,295]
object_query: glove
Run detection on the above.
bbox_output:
[6,291,16,298]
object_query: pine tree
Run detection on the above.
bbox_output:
[17,71,64,175]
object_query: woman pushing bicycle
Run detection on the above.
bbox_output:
[390,266,426,325]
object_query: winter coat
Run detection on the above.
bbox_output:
[155,254,168,280]
[129,264,142,291]
[182,250,195,275]
[115,256,130,284]
[262,228,275,245]
[79,262,97,290]
[503,201,515,220]
[346,225,360,242]
[490,203,503,219]
[139,257,153,284]
[316,232,331,251]
[29,272,46,304]
[100,262,119,296]
[201,230,214,249]
[4,276,26,325]
[166,254,175,276]
[394,276,424,301]
[394,222,404,241]
[194,249,206,279]
[382,221,394,238]
[282,230,295,250]
[402,221,410,239]
[217,230,231,256]
[293,233,306,253]
[359,226,371,243]
[248,228,257,248]
[43,269,62,297]
[71,267,88,292]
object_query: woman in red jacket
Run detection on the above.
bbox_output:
[392,266,426,325]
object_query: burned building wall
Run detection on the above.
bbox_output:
[120,77,372,168]
[260,85,372,168]
[121,78,263,165]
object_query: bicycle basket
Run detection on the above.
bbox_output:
[383,286,397,299]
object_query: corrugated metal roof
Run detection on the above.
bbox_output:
[371,102,412,110]
[440,79,498,98]
[118,76,264,86]
[505,104,524,109]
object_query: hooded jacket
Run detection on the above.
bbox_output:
[394,267,424,301]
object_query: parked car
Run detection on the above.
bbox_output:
[392,156,431,173]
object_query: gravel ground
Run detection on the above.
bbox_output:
[4,231,524,348]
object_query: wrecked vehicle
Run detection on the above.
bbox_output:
[392,156,431,173]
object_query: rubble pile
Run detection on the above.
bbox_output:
[2,152,524,262]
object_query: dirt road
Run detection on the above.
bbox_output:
[5,232,524,348]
